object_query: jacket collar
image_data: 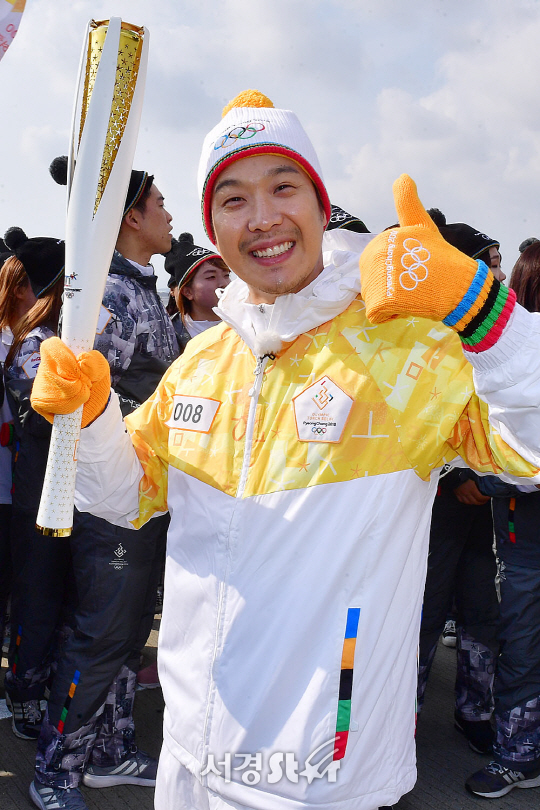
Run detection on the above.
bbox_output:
[214,232,374,357]
[110,250,157,289]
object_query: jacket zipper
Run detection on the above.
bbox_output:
[201,354,269,773]
[236,355,269,498]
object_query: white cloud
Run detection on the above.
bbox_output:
[2,0,540,284]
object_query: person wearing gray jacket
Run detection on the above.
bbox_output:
[30,164,179,810]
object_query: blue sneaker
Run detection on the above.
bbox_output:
[7,695,43,740]
[466,761,540,797]
[29,779,88,809]
[82,749,157,788]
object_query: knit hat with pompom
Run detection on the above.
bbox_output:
[3,226,65,298]
[49,155,153,217]
[164,232,222,289]
[197,89,331,243]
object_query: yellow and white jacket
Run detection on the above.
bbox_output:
[75,232,540,810]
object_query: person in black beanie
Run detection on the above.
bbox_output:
[164,233,230,352]
[326,203,369,234]
[428,209,506,283]
[416,210,502,757]
[28,158,179,810]
[2,228,70,743]
[518,236,539,254]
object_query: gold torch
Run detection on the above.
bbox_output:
[36,18,149,535]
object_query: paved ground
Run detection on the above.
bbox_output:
[0,634,535,809]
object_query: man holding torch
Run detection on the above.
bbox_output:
[31,90,540,809]
[29,167,178,810]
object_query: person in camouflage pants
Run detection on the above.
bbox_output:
[30,167,179,810]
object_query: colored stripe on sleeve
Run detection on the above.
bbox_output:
[344,607,361,638]
[333,607,360,761]
[508,497,516,543]
[333,731,349,760]
[11,624,22,675]
[339,669,353,700]
[57,670,81,734]
[341,637,356,669]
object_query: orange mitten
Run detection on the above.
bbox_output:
[31,336,111,427]
[359,174,480,324]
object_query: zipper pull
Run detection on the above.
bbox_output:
[249,354,275,396]
[253,353,275,378]
[249,357,264,396]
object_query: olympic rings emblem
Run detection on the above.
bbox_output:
[214,123,266,150]
[399,238,430,291]
[311,426,327,434]
[330,210,348,223]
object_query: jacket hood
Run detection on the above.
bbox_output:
[214,231,375,357]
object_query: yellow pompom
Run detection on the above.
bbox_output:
[222,90,274,118]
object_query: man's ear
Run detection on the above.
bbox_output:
[122,207,143,232]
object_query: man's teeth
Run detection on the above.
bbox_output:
[252,241,293,258]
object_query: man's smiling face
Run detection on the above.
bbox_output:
[211,154,327,304]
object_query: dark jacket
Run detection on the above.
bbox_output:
[94,251,180,415]
[171,312,191,353]
[477,475,540,566]
[437,464,479,493]
[4,327,53,513]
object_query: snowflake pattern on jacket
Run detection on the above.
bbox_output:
[93,251,179,414]
[4,326,54,383]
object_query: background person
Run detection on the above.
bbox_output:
[28,162,180,810]
[428,208,506,283]
[0,241,31,656]
[417,214,503,756]
[164,231,230,352]
[465,240,540,798]
[1,228,70,742]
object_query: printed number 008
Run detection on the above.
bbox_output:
[173,402,203,424]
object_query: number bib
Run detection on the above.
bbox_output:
[166,395,221,433]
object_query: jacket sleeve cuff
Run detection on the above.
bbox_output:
[78,391,126,462]
[466,304,540,375]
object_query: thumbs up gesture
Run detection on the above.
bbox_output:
[359,175,479,324]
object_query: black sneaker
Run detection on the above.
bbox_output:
[454,711,494,754]
[441,619,457,647]
[29,779,88,809]
[7,695,43,740]
[82,749,157,788]
[466,761,540,797]
[154,585,164,615]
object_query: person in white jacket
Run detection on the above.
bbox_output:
[30,89,540,810]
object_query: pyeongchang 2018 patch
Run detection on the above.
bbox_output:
[293,377,353,443]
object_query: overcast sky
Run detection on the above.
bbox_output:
[1,0,539,285]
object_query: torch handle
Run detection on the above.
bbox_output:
[36,408,83,536]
